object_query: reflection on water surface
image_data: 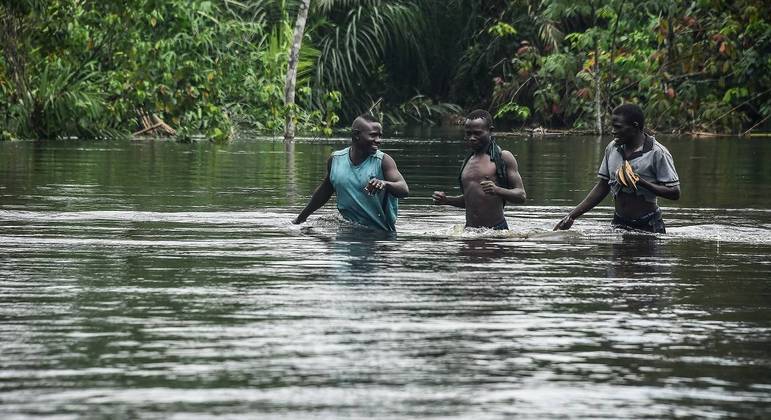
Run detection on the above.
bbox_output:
[1,135,770,418]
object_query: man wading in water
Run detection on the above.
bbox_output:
[432,109,526,229]
[293,114,409,232]
[554,103,680,233]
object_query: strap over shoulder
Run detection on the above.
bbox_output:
[458,138,510,193]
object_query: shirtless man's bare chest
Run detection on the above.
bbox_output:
[461,154,505,227]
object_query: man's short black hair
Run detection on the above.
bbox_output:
[357,114,380,124]
[352,114,381,135]
[466,109,494,129]
[612,104,645,130]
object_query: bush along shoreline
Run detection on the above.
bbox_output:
[1,1,768,141]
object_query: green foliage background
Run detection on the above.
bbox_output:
[1,0,769,140]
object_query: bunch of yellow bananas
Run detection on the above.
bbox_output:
[616,160,640,191]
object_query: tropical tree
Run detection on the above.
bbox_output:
[284,0,312,141]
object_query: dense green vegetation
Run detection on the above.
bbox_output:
[1,0,769,140]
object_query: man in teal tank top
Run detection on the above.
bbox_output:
[292,115,409,231]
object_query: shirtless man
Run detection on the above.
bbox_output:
[554,104,680,233]
[432,109,526,229]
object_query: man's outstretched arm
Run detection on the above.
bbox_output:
[293,157,334,224]
[554,179,611,230]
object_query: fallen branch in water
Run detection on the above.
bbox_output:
[531,127,595,136]
[132,122,164,136]
[133,109,176,137]
[742,114,770,137]
[689,131,723,138]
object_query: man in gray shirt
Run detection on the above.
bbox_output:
[554,104,680,233]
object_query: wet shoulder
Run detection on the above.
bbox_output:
[331,147,349,158]
[604,139,620,154]
[650,137,674,157]
[500,149,515,159]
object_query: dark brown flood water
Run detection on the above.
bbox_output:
[1,132,770,418]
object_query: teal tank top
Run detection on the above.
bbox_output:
[329,147,399,231]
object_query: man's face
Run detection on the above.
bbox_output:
[464,118,490,151]
[611,113,638,143]
[353,121,383,155]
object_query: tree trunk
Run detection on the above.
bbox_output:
[283,0,311,142]
[605,1,625,114]
[594,43,602,136]
[591,2,602,136]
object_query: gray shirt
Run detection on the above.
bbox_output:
[598,135,680,204]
